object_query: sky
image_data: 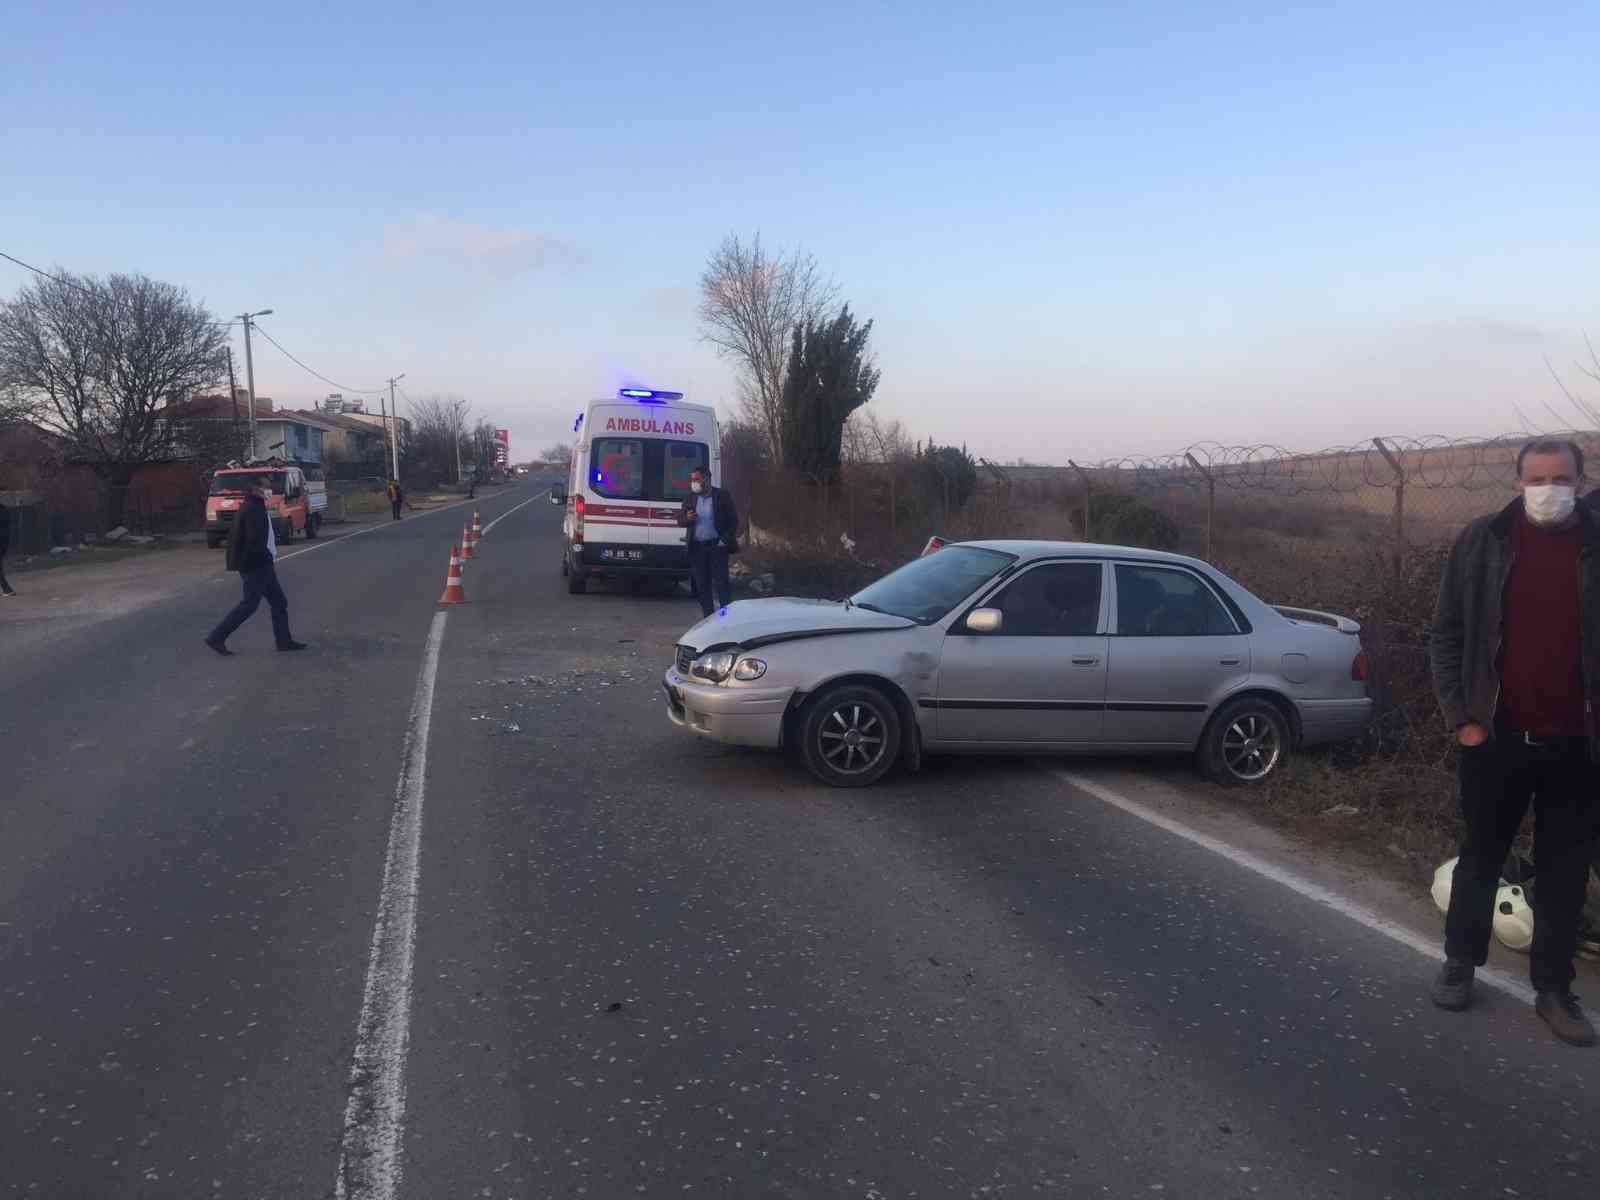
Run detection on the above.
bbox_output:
[5,1,1599,464]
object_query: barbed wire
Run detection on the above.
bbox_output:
[1074,432,1598,495]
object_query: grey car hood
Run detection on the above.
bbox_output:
[680,597,915,653]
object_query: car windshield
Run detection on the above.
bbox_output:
[210,474,283,495]
[849,545,1016,623]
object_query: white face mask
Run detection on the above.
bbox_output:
[690,481,704,494]
[1523,484,1577,526]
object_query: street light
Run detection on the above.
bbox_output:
[236,308,274,459]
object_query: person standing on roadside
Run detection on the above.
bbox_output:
[0,495,15,597]
[388,479,404,521]
[204,476,307,656]
[679,468,738,618]
[1429,439,1599,1046]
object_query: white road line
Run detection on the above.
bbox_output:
[276,491,515,565]
[334,610,449,1200]
[481,488,549,536]
[1052,768,1538,1005]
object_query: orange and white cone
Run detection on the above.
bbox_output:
[438,545,467,604]
[460,523,475,560]
[471,511,483,541]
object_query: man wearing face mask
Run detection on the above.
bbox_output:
[1429,439,1599,1046]
[679,468,739,618]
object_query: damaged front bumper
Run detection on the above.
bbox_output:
[662,667,794,749]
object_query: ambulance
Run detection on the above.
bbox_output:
[550,389,719,594]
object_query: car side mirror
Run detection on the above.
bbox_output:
[550,483,567,505]
[965,608,1002,634]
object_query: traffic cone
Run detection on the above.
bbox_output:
[460,523,475,560]
[438,545,467,604]
[472,511,483,541]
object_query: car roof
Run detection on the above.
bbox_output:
[956,539,1212,570]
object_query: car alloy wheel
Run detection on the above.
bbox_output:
[1220,711,1281,781]
[820,702,887,775]
[799,684,902,788]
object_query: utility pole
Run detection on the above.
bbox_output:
[454,406,463,484]
[379,392,394,482]
[236,309,273,460]
[387,374,405,483]
[226,345,240,442]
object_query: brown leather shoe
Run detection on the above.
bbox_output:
[1536,992,1597,1047]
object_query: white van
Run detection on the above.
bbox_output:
[550,389,720,594]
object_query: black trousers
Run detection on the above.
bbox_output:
[688,540,731,617]
[391,500,402,520]
[210,563,293,648]
[0,543,11,593]
[1444,732,1600,992]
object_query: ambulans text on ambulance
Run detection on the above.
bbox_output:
[603,416,697,435]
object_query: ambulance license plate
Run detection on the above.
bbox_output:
[601,548,644,562]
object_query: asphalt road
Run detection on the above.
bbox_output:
[2,485,1596,1198]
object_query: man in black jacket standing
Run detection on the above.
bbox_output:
[205,476,307,656]
[679,468,738,618]
[1429,439,1598,1046]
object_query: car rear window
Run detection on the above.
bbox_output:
[589,438,709,501]
[1114,564,1238,636]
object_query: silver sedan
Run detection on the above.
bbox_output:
[662,540,1372,788]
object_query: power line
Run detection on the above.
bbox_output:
[250,322,384,394]
[1,249,241,325]
[0,249,89,291]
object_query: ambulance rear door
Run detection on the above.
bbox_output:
[581,429,656,569]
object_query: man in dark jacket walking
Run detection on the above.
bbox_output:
[389,480,404,521]
[1429,439,1598,1046]
[205,476,307,656]
[679,468,739,618]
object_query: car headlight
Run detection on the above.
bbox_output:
[691,650,737,682]
[732,657,767,681]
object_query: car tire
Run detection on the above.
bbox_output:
[798,684,901,788]
[206,533,223,549]
[567,560,587,594]
[306,515,319,539]
[1198,696,1290,786]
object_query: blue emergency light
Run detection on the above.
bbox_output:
[619,388,683,403]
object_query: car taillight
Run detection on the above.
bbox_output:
[1351,650,1369,682]
[573,494,585,536]
[921,535,946,557]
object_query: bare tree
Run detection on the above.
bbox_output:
[698,233,837,466]
[0,383,34,425]
[406,393,471,484]
[539,442,573,466]
[469,418,499,479]
[1545,334,1600,429]
[0,270,227,527]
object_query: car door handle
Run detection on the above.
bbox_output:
[1071,656,1100,666]
[1219,657,1242,666]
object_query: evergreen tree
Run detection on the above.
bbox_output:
[778,306,881,483]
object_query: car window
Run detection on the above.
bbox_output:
[851,545,1015,623]
[591,438,645,499]
[1115,564,1238,636]
[986,562,1102,635]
